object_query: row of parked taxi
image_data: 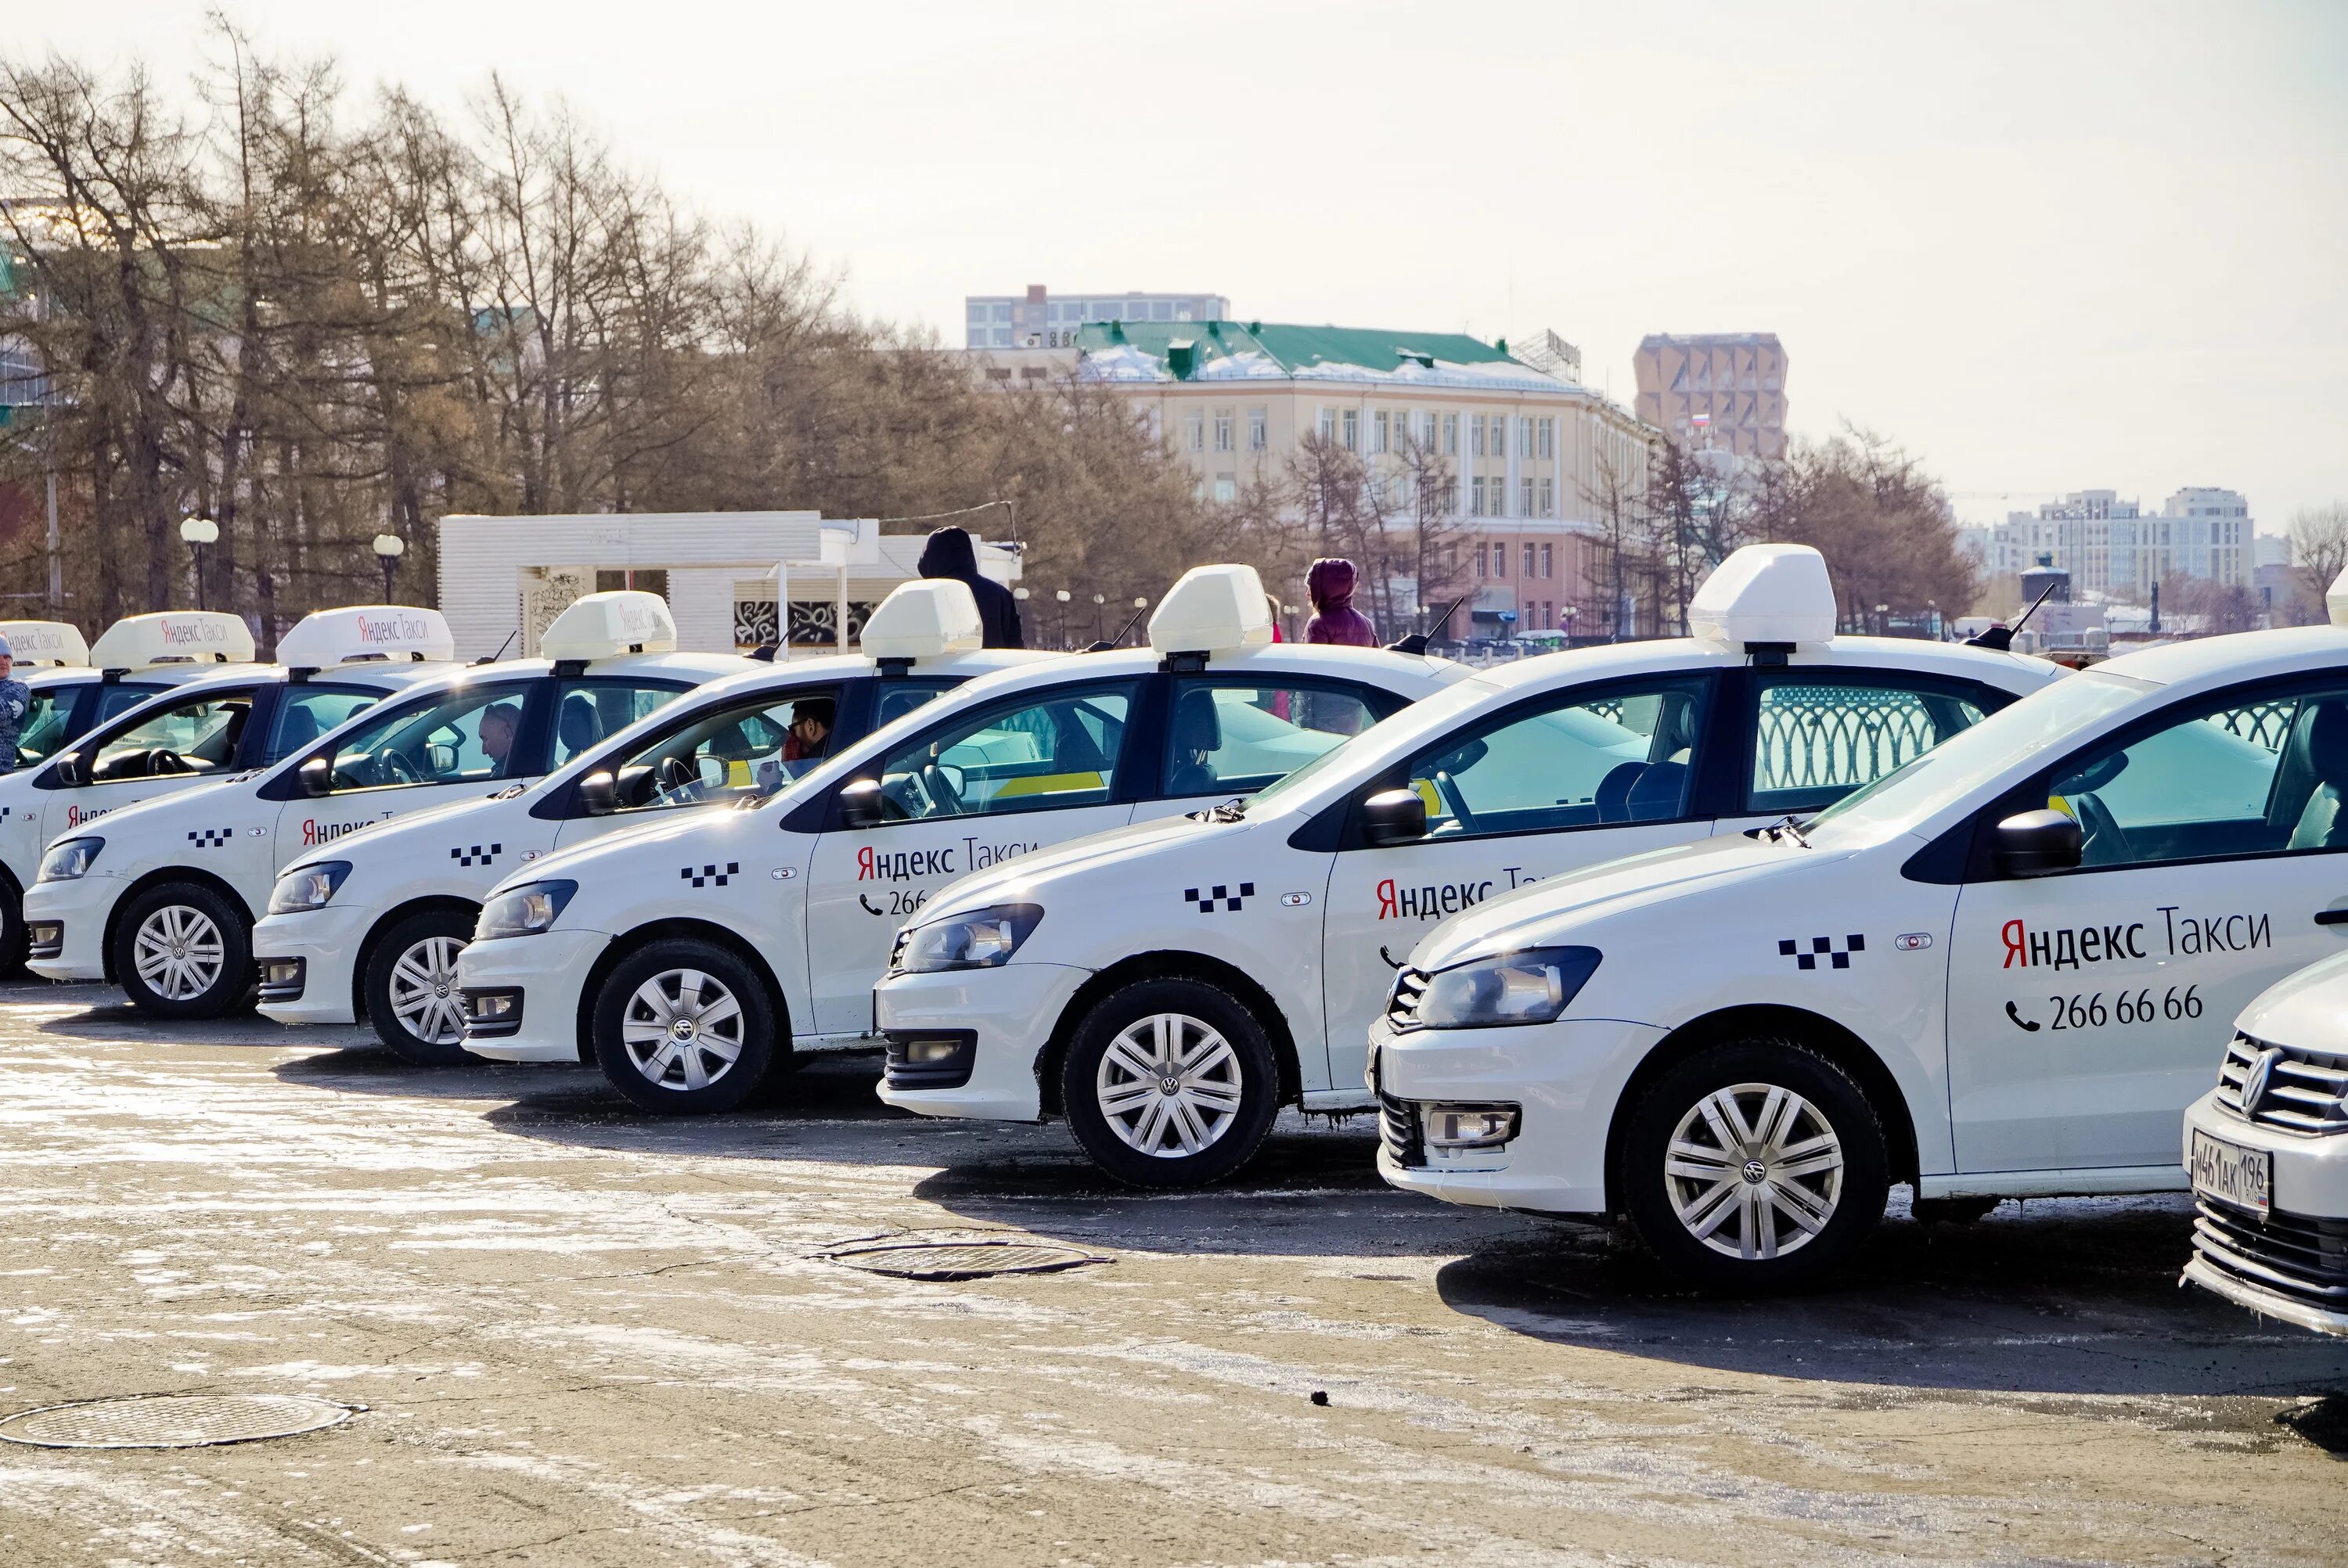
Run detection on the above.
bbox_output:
[5,548,2342,1326]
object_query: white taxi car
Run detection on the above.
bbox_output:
[1370,581,2348,1291]
[873,545,2065,1189]
[2181,951,2348,1336]
[252,580,1049,1063]
[454,564,1464,1115]
[27,592,751,1019]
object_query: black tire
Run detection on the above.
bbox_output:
[113,881,256,1020]
[1060,976,1280,1189]
[0,876,28,980]
[1618,1038,1888,1293]
[363,908,477,1066]
[590,938,782,1115]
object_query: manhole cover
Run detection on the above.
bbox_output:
[0,1394,361,1449]
[821,1235,1109,1281]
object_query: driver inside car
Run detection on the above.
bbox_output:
[479,701,521,771]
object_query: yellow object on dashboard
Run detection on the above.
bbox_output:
[994,771,1105,800]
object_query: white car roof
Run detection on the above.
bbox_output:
[2094,624,2348,692]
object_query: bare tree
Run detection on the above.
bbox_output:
[2289,503,2348,612]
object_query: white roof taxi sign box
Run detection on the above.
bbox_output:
[88,610,257,671]
[859,579,982,662]
[1148,563,1274,657]
[1688,543,1837,653]
[275,606,456,671]
[0,620,90,668]
[538,591,678,660]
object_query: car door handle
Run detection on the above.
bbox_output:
[2316,909,2348,926]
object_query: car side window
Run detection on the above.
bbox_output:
[89,692,256,781]
[873,682,1137,822]
[611,688,843,810]
[872,679,957,728]
[323,684,535,792]
[1405,678,1711,840]
[549,679,687,768]
[13,688,77,768]
[265,685,383,764]
[92,683,167,725]
[1162,680,1389,797]
[1748,675,1993,816]
[2041,687,2348,871]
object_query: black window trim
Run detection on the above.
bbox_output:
[258,677,542,803]
[1738,665,2016,819]
[1157,671,1413,802]
[41,680,273,791]
[535,677,858,820]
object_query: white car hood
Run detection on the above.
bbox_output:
[1411,832,1849,969]
[2236,948,2348,1057]
[502,802,758,887]
[920,812,1240,919]
[58,773,253,839]
[283,787,528,868]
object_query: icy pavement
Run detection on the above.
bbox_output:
[0,984,2340,1566]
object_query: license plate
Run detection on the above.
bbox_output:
[2191,1128,2270,1216]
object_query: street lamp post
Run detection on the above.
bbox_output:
[178,516,219,611]
[1054,588,1071,649]
[1131,596,1147,647]
[1091,592,1105,642]
[373,533,405,602]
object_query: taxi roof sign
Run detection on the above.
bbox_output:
[0,620,91,668]
[860,579,981,661]
[1688,544,1836,653]
[88,610,257,671]
[276,605,456,671]
[1148,564,1274,657]
[538,591,678,660]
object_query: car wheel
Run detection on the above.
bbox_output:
[1619,1038,1888,1293]
[113,882,255,1019]
[0,877,27,980]
[364,909,477,1066]
[591,938,780,1115]
[1060,976,1280,1189]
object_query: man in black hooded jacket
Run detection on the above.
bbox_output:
[917,526,1024,648]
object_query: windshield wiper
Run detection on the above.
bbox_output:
[1764,815,1811,847]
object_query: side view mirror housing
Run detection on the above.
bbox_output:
[1993,808,2082,878]
[297,756,333,798]
[575,771,618,817]
[1361,786,1428,847]
[837,779,886,830]
[50,750,85,788]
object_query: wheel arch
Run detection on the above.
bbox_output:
[102,866,255,984]
[1602,1003,1921,1212]
[1037,949,1304,1118]
[355,896,483,1023]
[574,918,794,1067]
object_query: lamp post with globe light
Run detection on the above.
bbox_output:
[373,534,405,602]
[1091,592,1105,642]
[1054,588,1071,649]
[178,517,219,611]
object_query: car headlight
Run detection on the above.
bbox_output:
[475,879,578,940]
[895,904,1043,974]
[1412,946,1601,1030]
[37,837,103,883]
[268,860,352,915]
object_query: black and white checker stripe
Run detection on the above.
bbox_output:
[1780,933,1864,971]
[1184,881,1255,913]
[451,843,503,868]
[681,861,740,889]
[187,827,234,848]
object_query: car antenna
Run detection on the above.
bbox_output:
[1964,580,2061,652]
[473,628,518,667]
[1086,603,1151,653]
[1385,592,1471,656]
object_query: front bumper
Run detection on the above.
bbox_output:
[873,962,1094,1122]
[454,927,607,1064]
[2180,1090,2348,1336]
[23,875,123,982]
[1370,1015,1667,1217]
[254,902,378,1025]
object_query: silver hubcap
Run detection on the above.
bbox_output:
[1095,1012,1244,1159]
[387,936,466,1046]
[132,905,225,1001]
[619,969,744,1091]
[1665,1081,1844,1261]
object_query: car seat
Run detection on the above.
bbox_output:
[2288,701,2348,850]
[556,692,603,761]
[1166,690,1223,797]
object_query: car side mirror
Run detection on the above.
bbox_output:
[50,750,85,788]
[576,770,618,817]
[298,756,333,798]
[1361,786,1428,847]
[837,778,885,829]
[1993,808,2082,878]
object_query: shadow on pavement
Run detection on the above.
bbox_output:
[1437,1192,2348,1397]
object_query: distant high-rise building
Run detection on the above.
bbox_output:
[965,284,1231,351]
[1964,487,2253,596]
[1633,333,1788,458]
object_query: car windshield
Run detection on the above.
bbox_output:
[1241,677,1497,815]
[1805,671,2152,845]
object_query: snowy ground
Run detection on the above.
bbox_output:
[0,984,2340,1566]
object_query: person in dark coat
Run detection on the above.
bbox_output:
[1304,558,1377,647]
[917,526,1024,649]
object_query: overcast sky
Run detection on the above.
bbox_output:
[22,1,2346,534]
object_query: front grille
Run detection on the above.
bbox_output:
[1377,1091,1425,1169]
[1385,966,1429,1032]
[2214,1031,2348,1135]
[2192,1199,2348,1309]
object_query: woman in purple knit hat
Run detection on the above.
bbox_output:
[1303,558,1376,647]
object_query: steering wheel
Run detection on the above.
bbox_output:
[146,749,192,776]
[1430,770,1478,834]
[655,753,699,796]
[2069,793,2131,867]
[918,764,966,816]
[372,747,422,786]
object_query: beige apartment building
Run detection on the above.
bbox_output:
[1634,332,1788,459]
[1071,319,1654,639]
